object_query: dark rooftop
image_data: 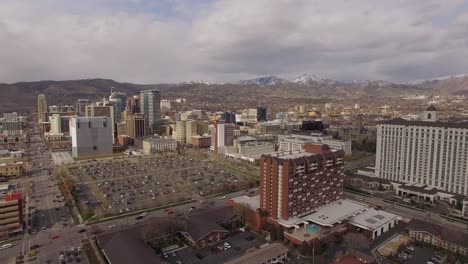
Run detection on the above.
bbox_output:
[97,227,164,264]
[407,219,468,247]
[426,105,437,111]
[184,206,234,241]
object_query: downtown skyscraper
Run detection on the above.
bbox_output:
[139,90,161,132]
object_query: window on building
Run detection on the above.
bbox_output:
[93,146,98,150]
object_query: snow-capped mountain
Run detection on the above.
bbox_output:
[292,74,338,85]
[406,73,468,86]
[176,80,214,85]
[235,76,290,86]
[351,80,392,87]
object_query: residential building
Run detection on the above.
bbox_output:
[125,113,146,140]
[407,219,468,256]
[75,99,90,116]
[225,243,288,264]
[260,144,345,221]
[0,193,24,238]
[142,136,177,154]
[0,162,24,177]
[376,106,468,195]
[70,117,113,158]
[257,106,267,122]
[37,94,47,123]
[210,121,234,154]
[140,90,161,132]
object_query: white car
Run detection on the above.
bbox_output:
[108,225,117,229]
[0,243,12,250]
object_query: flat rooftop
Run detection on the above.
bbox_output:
[278,199,368,227]
[349,208,399,230]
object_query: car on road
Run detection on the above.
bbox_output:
[108,224,117,228]
[135,216,144,220]
[78,229,86,233]
[0,243,12,250]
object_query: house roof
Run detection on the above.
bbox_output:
[97,227,164,264]
[184,206,233,241]
[426,105,437,111]
[407,219,468,247]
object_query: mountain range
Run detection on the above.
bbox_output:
[0,73,467,112]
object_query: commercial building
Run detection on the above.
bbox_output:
[191,135,211,148]
[140,90,161,132]
[70,117,113,158]
[257,123,281,135]
[225,243,288,264]
[126,96,140,114]
[376,106,468,195]
[0,193,24,238]
[278,133,352,155]
[75,99,90,116]
[0,162,24,177]
[85,104,115,139]
[210,121,234,154]
[257,106,267,122]
[174,121,187,142]
[37,94,47,123]
[160,99,171,113]
[260,144,345,221]
[407,219,468,256]
[125,113,146,140]
[1,113,25,136]
[142,136,177,154]
[225,137,275,157]
[348,208,399,241]
[109,91,127,122]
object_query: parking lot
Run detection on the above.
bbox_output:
[162,232,265,264]
[68,154,255,216]
[398,245,447,264]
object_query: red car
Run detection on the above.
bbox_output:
[167,211,174,215]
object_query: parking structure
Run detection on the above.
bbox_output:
[68,154,255,217]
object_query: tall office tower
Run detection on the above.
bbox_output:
[376,106,468,195]
[126,96,141,114]
[210,121,234,154]
[75,99,90,116]
[259,144,345,221]
[174,121,186,142]
[70,116,113,158]
[257,106,267,122]
[37,94,48,123]
[126,113,146,140]
[222,112,236,124]
[109,91,127,122]
[140,90,161,132]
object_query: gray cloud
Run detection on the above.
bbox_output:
[0,0,467,83]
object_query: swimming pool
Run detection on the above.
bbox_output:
[305,225,320,233]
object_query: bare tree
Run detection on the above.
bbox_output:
[343,232,369,251]
[141,218,186,242]
[233,202,256,227]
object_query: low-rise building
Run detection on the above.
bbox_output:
[142,136,177,154]
[348,208,399,241]
[224,243,288,264]
[278,133,352,155]
[191,135,211,148]
[0,162,24,177]
[0,193,24,238]
[407,219,468,256]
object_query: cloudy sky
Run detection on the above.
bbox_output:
[1,0,468,84]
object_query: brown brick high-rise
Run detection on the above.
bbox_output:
[259,144,345,221]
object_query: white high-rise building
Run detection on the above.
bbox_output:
[70,116,113,158]
[49,114,62,134]
[210,121,234,154]
[376,106,468,195]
